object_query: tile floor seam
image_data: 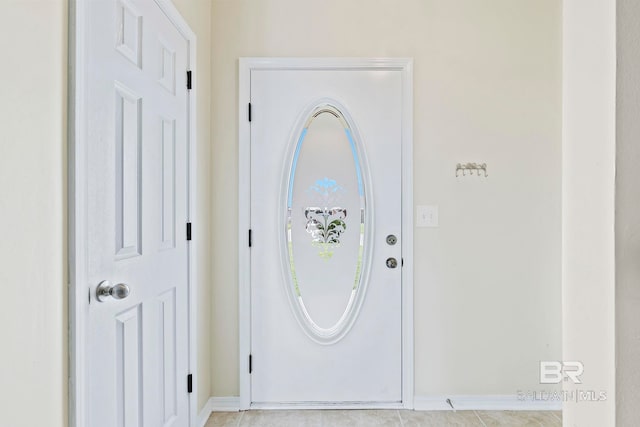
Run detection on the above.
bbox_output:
[551,411,562,422]
[473,410,488,427]
[396,409,404,427]
[236,410,244,427]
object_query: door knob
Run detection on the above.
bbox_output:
[96,280,130,302]
[386,257,398,269]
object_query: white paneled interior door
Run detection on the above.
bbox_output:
[249,67,404,405]
[83,1,191,426]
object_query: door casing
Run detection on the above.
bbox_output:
[238,57,414,410]
[68,1,199,425]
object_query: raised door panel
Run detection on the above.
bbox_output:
[158,288,178,426]
[115,83,142,259]
[115,305,143,427]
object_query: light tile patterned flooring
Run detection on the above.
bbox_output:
[205,410,562,426]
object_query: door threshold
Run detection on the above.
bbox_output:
[250,401,404,410]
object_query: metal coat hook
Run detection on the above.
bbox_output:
[456,162,488,177]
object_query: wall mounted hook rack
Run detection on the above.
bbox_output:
[456,162,488,177]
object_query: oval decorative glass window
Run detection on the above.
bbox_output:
[282,101,371,344]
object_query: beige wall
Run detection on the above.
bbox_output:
[210,0,562,397]
[563,0,616,425]
[616,0,640,423]
[0,1,68,426]
[0,0,212,424]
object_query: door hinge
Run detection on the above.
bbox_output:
[187,71,192,90]
[248,229,252,247]
[248,103,252,122]
[187,374,193,393]
[249,354,253,374]
[186,222,192,241]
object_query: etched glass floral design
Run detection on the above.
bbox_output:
[282,101,371,344]
[305,178,347,259]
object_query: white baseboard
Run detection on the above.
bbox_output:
[197,398,213,427]
[414,395,562,411]
[211,396,241,411]
[197,397,241,427]
[250,402,403,410]
[197,398,214,427]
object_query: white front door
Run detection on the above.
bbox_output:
[249,67,404,405]
[83,1,191,426]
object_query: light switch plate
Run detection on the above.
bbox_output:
[416,205,439,227]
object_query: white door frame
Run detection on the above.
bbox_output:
[238,57,414,410]
[68,1,199,425]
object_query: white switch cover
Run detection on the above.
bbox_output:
[416,205,439,227]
